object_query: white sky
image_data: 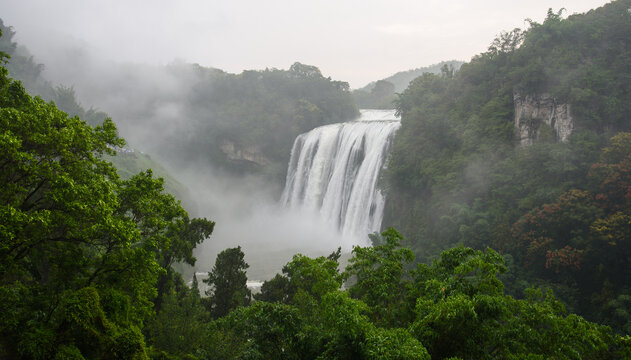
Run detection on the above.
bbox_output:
[0,0,612,88]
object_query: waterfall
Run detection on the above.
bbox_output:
[281,109,400,245]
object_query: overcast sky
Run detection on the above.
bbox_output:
[0,0,611,88]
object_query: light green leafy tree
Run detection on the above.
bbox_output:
[0,51,213,358]
[344,228,415,327]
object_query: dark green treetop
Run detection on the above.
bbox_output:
[203,246,251,318]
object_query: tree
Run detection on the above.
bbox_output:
[372,80,395,97]
[203,246,251,318]
[289,62,323,79]
[215,301,303,360]
[0,57,213,358]
[256,248,344,305]
[0,65,147,358]
[115,170,215,311]
[144,274,210,359]
[510,189,598,277]
[254,273,291,303]
[409,245,625,359]
[345,228,415,327]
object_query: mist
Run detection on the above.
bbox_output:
[0,0,610,88]
[25,43,361,279]
[19,43,196,152]
[66,60,356,278]
[171,164,353,280]
[0,0,611,280]
[0,28,363,281]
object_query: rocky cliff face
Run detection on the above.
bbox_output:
[220,140,271,166]
[514,92,573,146]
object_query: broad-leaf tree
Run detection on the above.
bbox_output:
[0,52,213,358]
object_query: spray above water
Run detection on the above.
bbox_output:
[281,109,401,247]
[192,110,399,280]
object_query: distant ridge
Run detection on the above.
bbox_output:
[356,60,464,93]
[352,60,464,109]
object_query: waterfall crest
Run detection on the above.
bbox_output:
[281,109,400,245]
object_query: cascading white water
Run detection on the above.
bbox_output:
[281,109,400,246]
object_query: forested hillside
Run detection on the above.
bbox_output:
[0,60,627,356]
[383,0,631,331]
[166,62,358,184]
[3,1,631,358]
[0,19,358,188]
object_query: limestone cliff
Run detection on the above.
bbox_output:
[219,140,271,167]
[514,92,573,146]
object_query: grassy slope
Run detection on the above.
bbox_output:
[106,151,196,214]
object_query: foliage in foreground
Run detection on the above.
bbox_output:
[149,230,630,360]
[0,48,214,359]
[1,15,630,359]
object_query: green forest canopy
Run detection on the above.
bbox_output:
[1,47,629,358]
[383,0,631,332]
[3,1,631,358]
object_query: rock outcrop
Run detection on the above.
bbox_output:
[220,140,271,166]
[514,92,573,147]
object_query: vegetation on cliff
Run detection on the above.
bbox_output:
[2,44,627,358]
[383,0,631,331]
[2,1,631,358]
[159,61,359,184]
